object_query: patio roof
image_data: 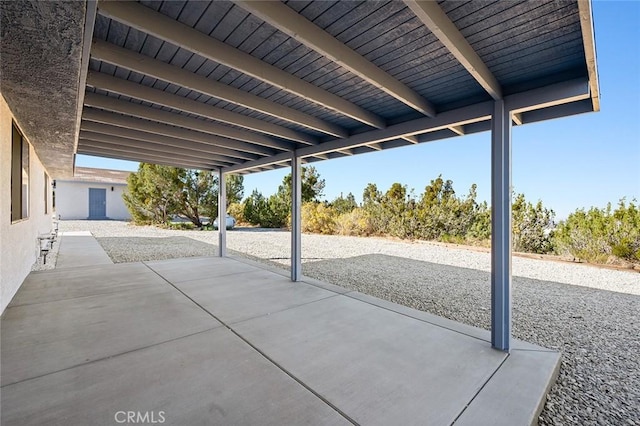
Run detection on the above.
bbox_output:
[0,1,599,176]
[76,0,598,174]
[0,0,601,353]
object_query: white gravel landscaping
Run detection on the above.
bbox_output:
[54,220,640,425]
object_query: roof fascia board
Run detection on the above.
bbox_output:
[73,0,99,156]
[577,0,601,112]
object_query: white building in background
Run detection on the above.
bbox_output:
[55,167,131,220]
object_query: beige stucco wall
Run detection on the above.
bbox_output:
[1,94,54,314]
[55,181,130,220]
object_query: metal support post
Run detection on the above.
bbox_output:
[291,152,302,281]
[491,99,512,352]
[218,168,227,257]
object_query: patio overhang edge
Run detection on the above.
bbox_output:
[222,78,590,174]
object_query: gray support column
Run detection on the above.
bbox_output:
[291,152,302,281]
[218,168,227,257]
[491,100,512,352]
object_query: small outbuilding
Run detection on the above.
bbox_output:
[55,167,131,220]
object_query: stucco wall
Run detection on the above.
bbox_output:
[55,181,130,220]
[1,94,54,314]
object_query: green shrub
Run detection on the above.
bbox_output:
[553,199,640,263]
[512,194,555,254]
[167,222,196,230]
[331,193,358,215]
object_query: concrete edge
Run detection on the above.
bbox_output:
[526,349,562,426]
[453,349,562,426]
[229,254,557,354]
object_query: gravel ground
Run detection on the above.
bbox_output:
[56,220,640,425]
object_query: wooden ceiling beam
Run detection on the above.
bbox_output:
[235,0,436,117]
[92,40,345,139]
[86,71,313,146]
[405,0,502,100]
[98,1,386,129]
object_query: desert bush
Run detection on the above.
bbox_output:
[610,199,640,261]
[334,208,373,236]
[302,202,337,234]
[413,178,487,242]
[554,199,640,263]
[512,194,555,254]
[167,222,196,230]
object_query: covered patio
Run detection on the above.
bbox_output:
[1,0,600,423]
[2,235,559,425]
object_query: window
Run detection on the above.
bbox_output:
[11,123,29,221]
[44,172,49,214]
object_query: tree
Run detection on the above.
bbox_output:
[362,183,381,206]
[243,190,267,226]
[331,192,357,215]
[224,175,245,205]
[123,163,244,228]
[171,171,244,228]
[174,169,217,228]
[279,166,326,203]
[241,167,325,228]
[122,164,182,225]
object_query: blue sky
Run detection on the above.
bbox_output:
[77,1,640,220]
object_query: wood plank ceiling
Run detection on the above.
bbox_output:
[79,0,599,173]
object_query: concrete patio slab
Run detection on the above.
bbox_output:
[55,235,112,268]
[347,290,492,342]
[1,328,349,426]
[232,255,353,295]
[145,255,260,283]
[1,255,560,425]
[10,262,159,307]
[1,267,219,386]
[234,295,507,425]
[169,268,339,324]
